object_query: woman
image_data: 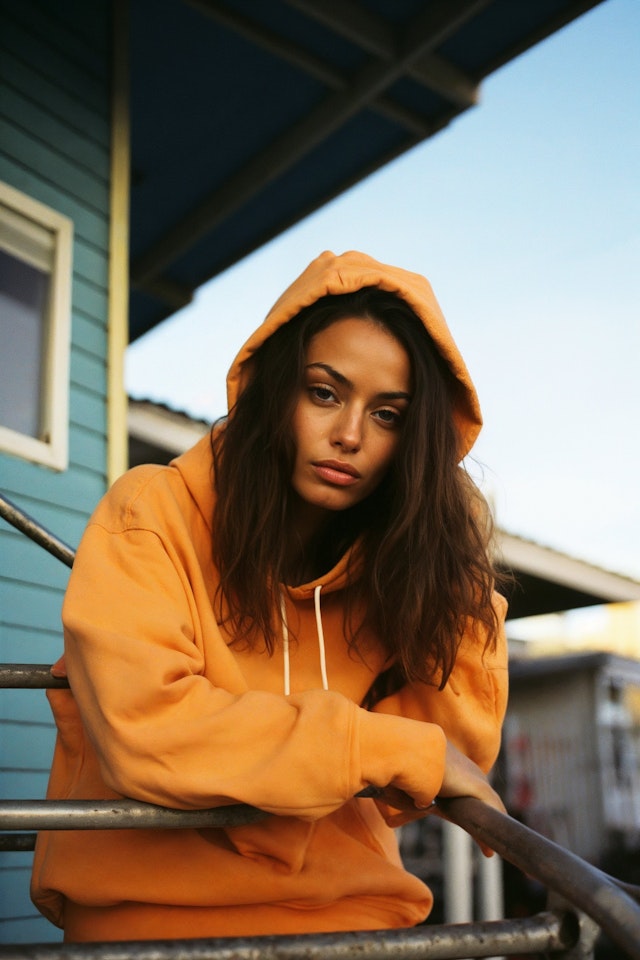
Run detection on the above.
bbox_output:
[32,250,508,941]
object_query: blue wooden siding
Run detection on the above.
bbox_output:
[0,0,111,943]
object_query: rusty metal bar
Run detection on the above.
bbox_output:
[439,796,640,959]
[3,798,640,956]
[0,799,267,832]
[0,664,69,688]
[0,832,35,852]
[2,493,638,956]
[0,790,385,848]
[0,493,75,568]
[0,910,578,959]
[0,789,378,838]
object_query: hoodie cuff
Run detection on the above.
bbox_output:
[357,709,447,808]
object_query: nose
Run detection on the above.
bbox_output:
[330,406,362,452]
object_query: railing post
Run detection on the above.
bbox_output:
[443,821,474,922]
[547,896,600,960]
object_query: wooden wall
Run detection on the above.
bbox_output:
[0,0,111,942]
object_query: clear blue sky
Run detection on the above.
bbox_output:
[127,0,640,582]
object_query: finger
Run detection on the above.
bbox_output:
[382,805,437,828]
[50,654,67,678]
[478,841,496,858]
[377,785,427,812]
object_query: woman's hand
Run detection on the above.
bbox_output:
[436,740,506,856]
[439,739,505,812]
[370,739,506,855]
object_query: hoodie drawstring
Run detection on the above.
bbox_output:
[280,585,329,696]
[314,585,329,692]
[280,592,291,697]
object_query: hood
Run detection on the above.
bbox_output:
[226,250,482,457]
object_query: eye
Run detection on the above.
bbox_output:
[309,384,337,404]
[373,407,402,427]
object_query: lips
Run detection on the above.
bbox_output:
[312,460,361,486]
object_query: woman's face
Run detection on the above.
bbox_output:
[290,316,411,522]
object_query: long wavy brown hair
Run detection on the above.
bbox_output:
[212,288,501,692]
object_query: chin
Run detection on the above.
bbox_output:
[294,482,359,514]
[308,493,355,513]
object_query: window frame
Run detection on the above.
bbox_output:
[0,181,73,471]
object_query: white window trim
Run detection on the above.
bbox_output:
[0,181,73,471]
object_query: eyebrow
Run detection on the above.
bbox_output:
[305,362,412,402]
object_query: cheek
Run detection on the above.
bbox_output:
[290,403,307,451]
[373,435,401,475]
[292,400,330,448]
[291,403,318,457]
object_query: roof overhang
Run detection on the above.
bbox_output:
[497,531,640,620]
[509,651,640,682]
[128,0,606,342]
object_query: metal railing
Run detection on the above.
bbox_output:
[2,491,640,959]
[0,912,589,960]
[0,494,75,569]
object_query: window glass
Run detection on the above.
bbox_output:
[0,181,72,470]
[0,248,50,437]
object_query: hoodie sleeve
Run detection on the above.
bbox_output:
[372,593,509,775]
[60,468,448,821]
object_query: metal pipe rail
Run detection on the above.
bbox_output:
[3,493,640,957]
[0,493,75,568]
[440,797,640,957]
[0,799,267,833]
[0,664,69,688]
[0,911,580,960]
[2,796,640,957]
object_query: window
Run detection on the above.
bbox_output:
[0,181,72,470]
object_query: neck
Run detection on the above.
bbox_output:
[285,496,334,584]
[290,494,329,546]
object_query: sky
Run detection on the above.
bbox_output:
[127,0,640,588]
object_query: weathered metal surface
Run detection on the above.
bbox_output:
[0,493,75,568]
[0,664,69,689]
[0,911,576,960]
[3,492,639,957]
[546,895,600,960]
[439,796,640,959]
[2,795,640,956]
[0,799,267,832]
[0,832,36,852]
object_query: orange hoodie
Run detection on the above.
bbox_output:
[31,251,508,940]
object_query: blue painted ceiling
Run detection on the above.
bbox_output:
[128,0,605,341]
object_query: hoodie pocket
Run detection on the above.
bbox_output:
[330,797,399,861]
[46,688,87,799]
[205,817,315,875]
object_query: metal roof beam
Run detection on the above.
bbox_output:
[139,277,193,311]
[186,0,344,89]
[133,0,486,290]
[284,0,396,60]
[185,1,440,134]
[285,0,479,106]
[411,53,479,107]
[404,0,493,55]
